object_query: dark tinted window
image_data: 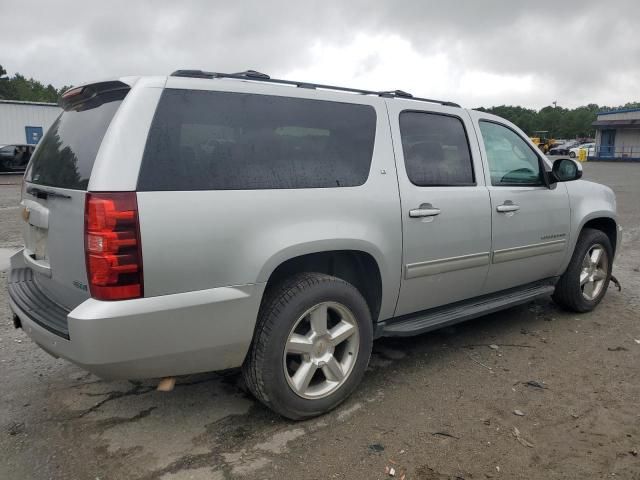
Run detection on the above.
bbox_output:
[399,111,474,186]
[137,89,376,191]
[26,90,126,190]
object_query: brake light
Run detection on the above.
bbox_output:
[61,86,83,98]
[85,192,143,300]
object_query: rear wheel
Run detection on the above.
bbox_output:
[243,273,373,420]
[553,228,612,312]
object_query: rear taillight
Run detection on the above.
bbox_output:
[85,192,143,301]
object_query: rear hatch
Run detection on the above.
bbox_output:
[20,81,130,312]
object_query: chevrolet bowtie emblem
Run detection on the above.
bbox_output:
[21,207,30,222]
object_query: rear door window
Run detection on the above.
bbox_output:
[399,111,474,186]
[137,89,377,190]
[25,89,127,190]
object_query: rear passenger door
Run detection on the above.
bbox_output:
[388,103,492,316]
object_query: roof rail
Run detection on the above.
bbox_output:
[170,69,460,108]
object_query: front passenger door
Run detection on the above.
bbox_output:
[473,116,571,294]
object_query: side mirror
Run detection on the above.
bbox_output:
[551,158,582,183]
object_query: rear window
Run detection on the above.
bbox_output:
[25,90,127,190]
[137,89,377,190]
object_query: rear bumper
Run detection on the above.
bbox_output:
[8,251,264,379]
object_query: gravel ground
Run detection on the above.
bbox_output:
[0,174,22,252]
[0,163,639,480]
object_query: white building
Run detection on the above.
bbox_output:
[0,99,61,146]
[592,108,640,161]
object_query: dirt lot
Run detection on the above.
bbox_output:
[1,163,639,480]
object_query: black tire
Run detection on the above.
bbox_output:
[552,228,612,312]
[569,151,576,158]
[243,273,373,420]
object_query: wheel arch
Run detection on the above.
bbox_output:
[560,213,619,274]
[581,216,618,256]
[261,248,385,324]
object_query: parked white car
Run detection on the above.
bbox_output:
[569,143,595,158]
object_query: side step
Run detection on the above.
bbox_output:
[382,281,556,337]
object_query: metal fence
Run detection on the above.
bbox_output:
[590,145,640,160]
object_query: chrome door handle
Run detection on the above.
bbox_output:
[496,202,520,213]
[409,204,441,218]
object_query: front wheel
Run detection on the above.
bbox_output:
[569,151,576,158]
[553,228,612,312]
[243,273,373,420]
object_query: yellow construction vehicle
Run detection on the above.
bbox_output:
[530,131,556,154]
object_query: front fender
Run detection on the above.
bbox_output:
[563,180,618,271]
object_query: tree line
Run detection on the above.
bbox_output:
[0,64,71,104]
[476,103,640,140]
[1,63,638,139]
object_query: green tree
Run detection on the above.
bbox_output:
[474,102,640,139]
[0,64,70,103]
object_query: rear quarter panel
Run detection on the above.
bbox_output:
[135,82,402,321]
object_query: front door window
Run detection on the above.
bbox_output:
[479,121,542,187]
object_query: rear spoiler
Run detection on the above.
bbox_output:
[59,81,130,111]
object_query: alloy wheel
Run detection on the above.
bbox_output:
[579,244,608,301]
[283,301,360,399]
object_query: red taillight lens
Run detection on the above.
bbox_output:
[85,192,143,300]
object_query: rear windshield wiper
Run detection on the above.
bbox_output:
[26,186,72,200]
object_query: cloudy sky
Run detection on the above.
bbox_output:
[1,0,638,109]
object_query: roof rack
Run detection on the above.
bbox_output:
[170,69,461,108]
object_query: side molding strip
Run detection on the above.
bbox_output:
[405,252,490,279]
[492,239,566,264]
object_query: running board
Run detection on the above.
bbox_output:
[381,280,556,337]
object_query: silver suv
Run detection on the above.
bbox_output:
[8,70,620,419]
